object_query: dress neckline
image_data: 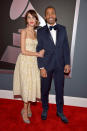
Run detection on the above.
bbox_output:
[26,38,37,41]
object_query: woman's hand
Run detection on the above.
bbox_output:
[37,49,45,58]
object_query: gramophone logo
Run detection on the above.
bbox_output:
[1,0,45,65]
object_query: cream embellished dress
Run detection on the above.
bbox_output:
[13,38,41,103]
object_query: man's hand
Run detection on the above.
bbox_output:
[64,65,71,74]
[40,68,47,78]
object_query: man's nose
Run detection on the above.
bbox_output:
[49,15,52,18]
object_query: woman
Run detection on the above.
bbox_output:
[13,10,44,124]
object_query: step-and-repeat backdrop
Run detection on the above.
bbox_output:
[0,0,76,72]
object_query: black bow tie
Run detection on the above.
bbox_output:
[49,25,57,30]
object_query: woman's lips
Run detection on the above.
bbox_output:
[30,22,34,24]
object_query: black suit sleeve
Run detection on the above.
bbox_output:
[63,28,70,65]
[36,30,45,68]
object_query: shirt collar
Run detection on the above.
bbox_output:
[47,23,56,28]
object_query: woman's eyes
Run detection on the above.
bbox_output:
[27,16,36,19]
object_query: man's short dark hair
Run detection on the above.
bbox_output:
[45,6,56,16]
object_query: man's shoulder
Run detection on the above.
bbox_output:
[37,24,66,33]
[57,24,66,30]
[37,25,47,32]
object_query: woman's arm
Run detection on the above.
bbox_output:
[21,29,44,57]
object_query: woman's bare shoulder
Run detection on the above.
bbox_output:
[21,28,27,33]
[20,29,27,40]
[21,29,27,39]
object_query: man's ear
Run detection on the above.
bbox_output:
[44,17,47,23]
[55,18,57,22]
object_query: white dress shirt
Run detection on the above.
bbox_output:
[47,23,57,45]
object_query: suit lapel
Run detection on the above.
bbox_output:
[44,24,61,47]
[55,24,60,47]
[45,25,55,46]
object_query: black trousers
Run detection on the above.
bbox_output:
[41,67,64,113]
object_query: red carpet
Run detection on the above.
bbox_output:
[0,98,87,131]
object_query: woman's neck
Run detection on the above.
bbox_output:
[27,25,34,31]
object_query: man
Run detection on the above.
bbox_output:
[37,6,70,123]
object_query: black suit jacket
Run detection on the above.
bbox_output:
[36,24,70,71]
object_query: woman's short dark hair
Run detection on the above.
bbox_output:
[25,10,39,27]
